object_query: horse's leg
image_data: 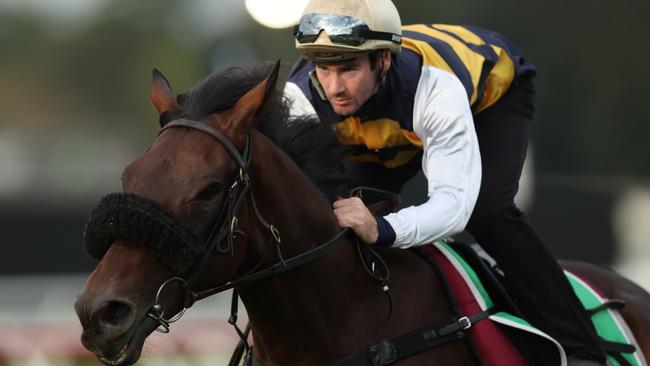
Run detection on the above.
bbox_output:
[561,260,650,358]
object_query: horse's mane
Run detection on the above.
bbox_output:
[170,62,352,201]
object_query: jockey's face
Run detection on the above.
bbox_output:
[315,52,390,116]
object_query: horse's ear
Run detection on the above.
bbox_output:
[150,68,178,114]
[265,59,281,96]
[228,60,281,131]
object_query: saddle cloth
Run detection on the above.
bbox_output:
[422,241,646,366]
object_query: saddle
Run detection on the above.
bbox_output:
[418,240,643,366]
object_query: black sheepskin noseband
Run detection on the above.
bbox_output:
[84,193,205,277]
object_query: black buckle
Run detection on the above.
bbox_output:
[458,316,471,330]
[367,340,397,366]
[439,315,472,337]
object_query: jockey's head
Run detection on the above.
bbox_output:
[293,0,402,116]
[294,0,402,63]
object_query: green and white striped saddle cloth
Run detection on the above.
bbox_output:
[433,240,646,366]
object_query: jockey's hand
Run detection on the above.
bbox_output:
[332,197,378,244]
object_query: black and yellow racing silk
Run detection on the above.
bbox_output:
[287,24,535,170]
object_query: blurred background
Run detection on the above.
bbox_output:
[0,0,649,364]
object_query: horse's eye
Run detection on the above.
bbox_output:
[197,183,222,201]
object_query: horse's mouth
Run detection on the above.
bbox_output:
[95,315,157,366]
[99,343,131,366]
[96,335,144,366]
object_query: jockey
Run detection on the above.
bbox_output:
[283,0,607,364]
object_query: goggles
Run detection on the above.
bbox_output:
[294,13,401,47]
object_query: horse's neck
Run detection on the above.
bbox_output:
[246,130,341,254]
[233,134,469,364]
[238,132,381,358]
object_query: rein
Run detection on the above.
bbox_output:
[190,229,349,300]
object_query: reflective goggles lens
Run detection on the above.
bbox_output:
[294,13,401,47]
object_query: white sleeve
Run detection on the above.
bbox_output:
[283,81,318,119]
[383,67,482,248]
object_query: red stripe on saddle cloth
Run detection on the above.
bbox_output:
[424,245,528,365]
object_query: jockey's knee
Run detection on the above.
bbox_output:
[465,202,548,257]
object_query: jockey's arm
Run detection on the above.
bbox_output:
[282,68,481,247]
[383,67,481,248]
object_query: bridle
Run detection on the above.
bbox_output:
[146,118,349,333]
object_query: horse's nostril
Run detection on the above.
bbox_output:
[98,300,132,327]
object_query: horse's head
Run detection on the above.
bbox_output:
[75,62,282,365]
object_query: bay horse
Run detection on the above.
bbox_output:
[75,61,650,365]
